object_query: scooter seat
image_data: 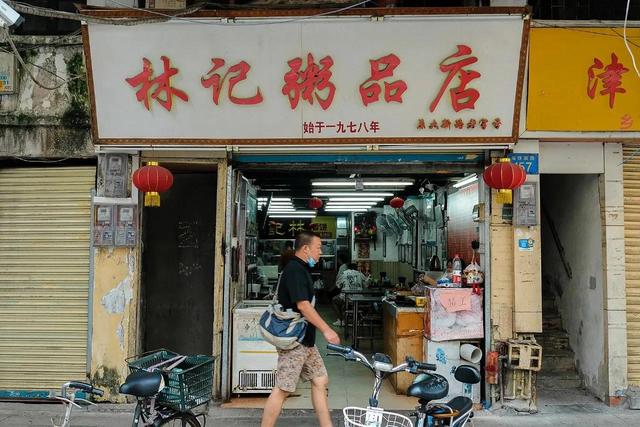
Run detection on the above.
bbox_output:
[407,373,449,402]
[447,396,473,423]
[119,370,163,397]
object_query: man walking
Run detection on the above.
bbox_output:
[261,231,340,427]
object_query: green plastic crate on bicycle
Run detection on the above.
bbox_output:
[127,349,214,412]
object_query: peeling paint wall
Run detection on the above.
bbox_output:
[0,35,93,159]
[91,247,139,402]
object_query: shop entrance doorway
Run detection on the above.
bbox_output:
[225,154,487,409]
[141,171,217,355]
[539,174,605,401]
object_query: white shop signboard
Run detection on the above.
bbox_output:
[84,12,528,145]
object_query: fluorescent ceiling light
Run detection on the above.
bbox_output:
[325,208,368,212]
[327,202,376,206]
[313,192,393,197]
[326,205,374,209]
[452,174,478,189]
[364,181,412,186]
[312,180,413,186]
[269,209,317,214]
[329,197,384,202]
[258,197,291,201]
[288,210,317,214]
[268,214,317,218]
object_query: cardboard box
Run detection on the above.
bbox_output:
[423,287,484,341]
[423,339,481,403]
[146,0,186,9]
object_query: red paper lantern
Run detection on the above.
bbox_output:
[390,197,405,209]
[132,161,173,207]
[308,197,323,209]
[482,158,526,204]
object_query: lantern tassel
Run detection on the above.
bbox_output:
[144,192,161,207]
[496,189,512,204]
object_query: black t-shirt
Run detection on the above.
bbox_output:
[278,256,316,347]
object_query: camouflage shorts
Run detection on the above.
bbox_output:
[275,345,328,393]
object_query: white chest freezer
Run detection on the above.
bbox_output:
[232,300,278,394]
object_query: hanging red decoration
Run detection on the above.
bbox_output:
[482,157,526,204]
[132,161,174,207]
[390,197,405,209]
[308,197,323,209]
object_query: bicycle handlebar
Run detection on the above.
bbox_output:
[326,343,352,354]
[404,356,436,373]
[416,361,437,371]
[65,382,104,397]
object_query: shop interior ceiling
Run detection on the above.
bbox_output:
[243,163,482,212]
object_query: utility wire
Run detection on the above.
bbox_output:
[1,27,81,90]
[8,156,73,163]
[0,44,79,82]
[9,1,203,25]
[623,0,640,78]
[108,0,370,26]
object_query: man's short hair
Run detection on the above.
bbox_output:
[285,240,294,249]
[348,263,358,270]
[295,231,320,250]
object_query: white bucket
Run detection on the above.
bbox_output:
[460,344,482,364]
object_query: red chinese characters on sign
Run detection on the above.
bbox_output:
[587,53,629,109]
[282,53,336,110]
[201,58,263,105]
[125,56,189,111]
[359,54,407,106]
[430,45,481,113]
[620,114,633,130]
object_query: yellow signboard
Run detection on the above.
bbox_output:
[528,28,640,131]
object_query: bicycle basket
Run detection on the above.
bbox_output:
[343,407,413,427]
[127,349,214,412]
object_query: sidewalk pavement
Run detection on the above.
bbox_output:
[1,401,639,426]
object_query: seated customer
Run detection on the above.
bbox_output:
[331,263,369,327]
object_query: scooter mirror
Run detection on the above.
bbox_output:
[454,365,481,384]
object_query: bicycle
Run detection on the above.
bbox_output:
[327,344,481,427]
[327,343,434,427]
[119,349,215,426]
[51,381,104,427]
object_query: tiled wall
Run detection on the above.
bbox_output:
[446,183,480,266]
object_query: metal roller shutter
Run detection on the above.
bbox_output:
[624,147,640,386]
[0,166,95,392]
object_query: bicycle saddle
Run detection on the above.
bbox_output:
[119,370,164,397]
[406,373,448,402]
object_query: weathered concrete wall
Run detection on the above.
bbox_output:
[542,174,607,399]
[90,247,139,402]
[0,35,93,158]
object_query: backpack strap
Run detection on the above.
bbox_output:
[272,273,282,304]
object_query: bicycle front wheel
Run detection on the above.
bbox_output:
[159,413,201,427]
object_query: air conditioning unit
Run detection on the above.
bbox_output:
[146,0,186,8]
[232,301,278,394]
